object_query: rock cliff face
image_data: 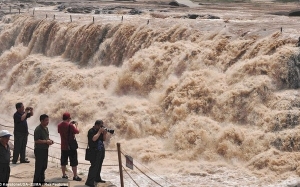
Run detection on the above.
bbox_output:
[287,54,300,88]
[289,10,300,16]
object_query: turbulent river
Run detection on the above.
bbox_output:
[0,2,300,186]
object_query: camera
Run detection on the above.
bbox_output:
[25,107,33,113]
[71,121,78,125]
[102,126,114,134]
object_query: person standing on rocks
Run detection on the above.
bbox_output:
[0,130,13,186]
[85,120,107,187]
[57,112,82,181]
[12,102,33,164]
[33,114,54,185]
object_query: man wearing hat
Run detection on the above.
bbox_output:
[57,112,82,181]
[85,120,107,187]
[0,130,13,185]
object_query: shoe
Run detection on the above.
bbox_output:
[62,175,68,179]
[73,176,82,181]
[95,180,106,183]
[20,160,30,163]
[84,183,94,187]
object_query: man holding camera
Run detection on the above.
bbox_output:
[57,112,82,181]
[12,102,33,164]
[85,120,107,187]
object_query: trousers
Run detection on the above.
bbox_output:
[0,163,10,186]
[33,148,48,184]
[12,132,28,162]
[85,149,105,185]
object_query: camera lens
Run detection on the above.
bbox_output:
[107,129,114,134]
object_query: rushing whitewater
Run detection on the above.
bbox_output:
[0,3,300,186]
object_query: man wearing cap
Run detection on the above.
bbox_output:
[12,102,33,164]
[85,120,107,187]
[0,130,13,185]
[33,114,54,185]
[57,112,82,181]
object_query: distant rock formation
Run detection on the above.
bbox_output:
[0,11,5,19]
[184,14,220,19]
[65,6,94,14]
[57,4,66,11]
[128,8,142,15]
[169,1,179,6]
[289,10,300,16]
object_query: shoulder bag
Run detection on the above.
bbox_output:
[68,124,78,150]
[85,144,93,161]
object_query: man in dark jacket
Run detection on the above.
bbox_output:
[12,102,33,164]
[85,120,107,187]
[0,130,13,186]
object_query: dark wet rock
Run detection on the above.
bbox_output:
[205,14,220,19]
[271,132,300,152]
[38,1,57,6]
[184,14,220,19]
[289,10,300,16]
[190,173,208,177]
[271,11,289,16]
[187,14,198,19]
[100,5,135,14]
[271,138,283,150]
[66,6,94,14]
[102,6,117,11]
[0,11,5,19]
[169,1,179,6]
[168,1,188,7]
[272,113,300,132]
[274,9,300,16]
[287,182,300,187]
[66,7,81,13]
[286,53,300,88]
[102,10,113,14]
[57,4,65,11]
[128,8,142,15]
[102,6,133,11]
